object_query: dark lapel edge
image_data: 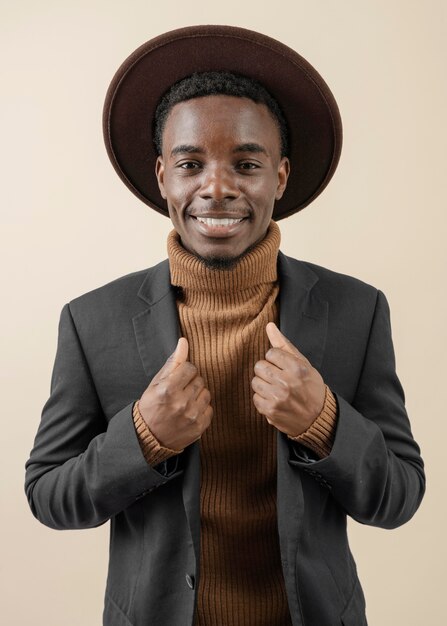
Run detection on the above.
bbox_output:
[132,259,180,379]
[132,259,201,568]
[276,251,329,626]
[277,250,328,369]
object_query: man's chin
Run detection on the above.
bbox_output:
[196,254,242,271]
[194,240,261,271]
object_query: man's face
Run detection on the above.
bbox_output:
[156,95,290,267]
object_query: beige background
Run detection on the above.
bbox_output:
[2,0,446,624]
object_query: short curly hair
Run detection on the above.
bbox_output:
[153,71,289,158]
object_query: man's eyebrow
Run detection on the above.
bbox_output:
[169,143,269,157]
[233,143,268,155]
[170,145,204,157]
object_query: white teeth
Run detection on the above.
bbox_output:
[196,217,244,226]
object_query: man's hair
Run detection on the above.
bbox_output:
[153,71,289,158]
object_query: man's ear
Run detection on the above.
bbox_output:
[275,157,290,201]
[155,156,167,199]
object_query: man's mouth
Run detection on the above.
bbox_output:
[195,216,245,227]
[190,215,248,237]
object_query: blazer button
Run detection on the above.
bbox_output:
[185,574,195,589]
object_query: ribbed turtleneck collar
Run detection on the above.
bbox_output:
[167,220,281,294]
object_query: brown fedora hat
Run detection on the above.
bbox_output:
[103,25,342,220]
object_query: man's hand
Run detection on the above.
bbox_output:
[138,338,213,450]
[251,322,326,437]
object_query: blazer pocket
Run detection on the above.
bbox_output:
[340,578,368,626]
[103,592,136,626]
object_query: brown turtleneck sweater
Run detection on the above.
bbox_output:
[133,220,337,625]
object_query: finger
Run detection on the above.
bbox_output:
[194,386,212,412]
[252,392,272,421]
[251,375,272,399]
[264,347,309,374]
[202,404,213,428]
[152,337,189,383]
[186,375,206,399]
[186,389,213,426]
[159,360,198,390]
[266,322,306,360]
[167,337,189,366]
[253,359,282,383]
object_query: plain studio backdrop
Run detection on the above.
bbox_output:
[2,1,446,624]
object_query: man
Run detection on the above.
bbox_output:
[25,25,425,626]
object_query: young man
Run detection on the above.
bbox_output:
[25,25,425,626]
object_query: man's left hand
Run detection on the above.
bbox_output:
[251,322,326,437]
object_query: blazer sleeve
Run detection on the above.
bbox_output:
[24,303,183,531]
[289,290,426,529]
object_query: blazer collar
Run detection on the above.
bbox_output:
[136,258,173,306]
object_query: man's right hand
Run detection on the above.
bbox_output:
[138,337,213,451]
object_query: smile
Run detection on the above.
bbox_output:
[191,215,248,238]
[196,217,244,226]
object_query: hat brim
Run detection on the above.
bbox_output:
[103,25,342,220]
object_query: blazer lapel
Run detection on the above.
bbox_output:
[132,259,201,568]
[132,259,181,379]
[276,251,328,626]
[277,251,328,369]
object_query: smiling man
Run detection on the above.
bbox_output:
[25,26,425,626]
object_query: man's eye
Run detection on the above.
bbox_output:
[238,162,258,170]
[179,161,200,169]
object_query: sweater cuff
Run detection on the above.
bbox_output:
[287,386,338,459]
[133,400,184,466]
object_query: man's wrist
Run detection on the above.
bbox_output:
[288,386,338,459]
[133,400,184,466]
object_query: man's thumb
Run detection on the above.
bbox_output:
[151,337,188,384]
[166,337,189,368]
[266,322,301,357]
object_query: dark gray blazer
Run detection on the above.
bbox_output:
[25,251,425,626]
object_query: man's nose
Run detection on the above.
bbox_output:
[199,165,239,201]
